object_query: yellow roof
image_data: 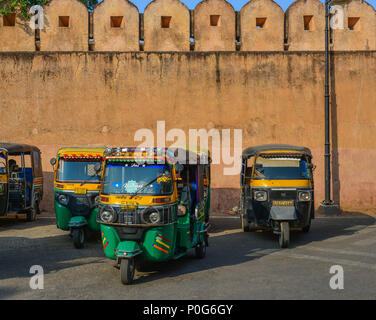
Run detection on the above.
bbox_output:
[57,146,108,156]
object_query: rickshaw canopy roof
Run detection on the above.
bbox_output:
[0,143,41,155]
[242,144,312,158]
[57,146,108,156]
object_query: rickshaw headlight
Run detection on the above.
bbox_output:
[100,207,117,223]
[254,191,267,202]
[177,205,187,217]
[94,196,100,205]
[141,207,161,224]
[298,191,311,202]
[58,194,68,206]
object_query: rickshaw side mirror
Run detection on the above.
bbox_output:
[50,158,56,166]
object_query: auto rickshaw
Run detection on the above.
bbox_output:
[96,147,210,284]
[50,146,107,249]
[240,145,314,248]
[0,143,43,221]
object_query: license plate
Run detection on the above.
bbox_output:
[273,200,294,206]
[74,187,87,194]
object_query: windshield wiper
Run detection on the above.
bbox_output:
[129,174,168,199]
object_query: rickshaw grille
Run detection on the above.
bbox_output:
[270,190,297,201]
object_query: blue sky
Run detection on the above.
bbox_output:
[123,0,376,12]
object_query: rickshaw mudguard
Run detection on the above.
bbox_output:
[141,225,176,262]
[101,224,121,260]
[270,206,297,221]
[115,241,142,259]
[68,216,88,228]
[54,200,72,231]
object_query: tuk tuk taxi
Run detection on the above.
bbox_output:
[96,147,210,284]
[240,145,314,248]
[0,143,43,221]
[50,147,107,249]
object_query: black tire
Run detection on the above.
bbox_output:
[120,258,135,285]
[72,228,85,249]
[36,201,41,215]
[302,218,311,233]
[279,222,290,248]
[241,214,249,232]
[195,242,207,259]
[26,204,37,222]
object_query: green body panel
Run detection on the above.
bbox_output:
[99,191,209,263]
[54,189,100,232]
[116,241,141,258]
[54,200,72,231]
[101,224,120,260]
[87,207,100,231]
[68,216,87,228]
[141,224,177,261]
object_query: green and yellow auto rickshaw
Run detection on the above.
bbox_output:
[50,147,107,248]
[0,143,43,221]
[240,145,314,248]
[96,147,210,284]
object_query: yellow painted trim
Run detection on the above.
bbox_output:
[258,150,305,154]
[54,182,101,191]
[57,147,107,156]
[101,194,177,206]
[250,180,312,188]
[0,174,7,182]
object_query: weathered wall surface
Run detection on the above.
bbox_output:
[285,0,326,51]
[0,11,35,51]
[240,0,284,51]
[194,0,236,51]
[332,0,376,50]
[0,52,374,213]
[93,0,139,51]
[40,0,88,51]
[143,0,190,51]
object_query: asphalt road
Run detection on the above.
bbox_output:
[0,212,375,300]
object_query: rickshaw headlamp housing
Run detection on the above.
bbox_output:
[177,205,187,217]
[141,207,161,224]
[254,190,267,202]
[100,206,117,223]
[298,191,311,202]
[58,194,69,206]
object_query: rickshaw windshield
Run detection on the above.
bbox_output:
[252,156,310,180]
[56,159,101,183]
[102,161,173,195]
[0,153,6,174]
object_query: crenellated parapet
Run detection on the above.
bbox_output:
[1,0,376,51]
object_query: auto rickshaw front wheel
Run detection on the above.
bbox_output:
[120,258,135,285]
[195,242,207,259]
[72,228,85,249]
[279,222,290,248]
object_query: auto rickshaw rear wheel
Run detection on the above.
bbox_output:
[195,242,206,259]
[120,258,135,285]
[72,228,85,249]
[279,222,290,248]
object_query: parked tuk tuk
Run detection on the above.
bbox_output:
[96,147,210,284]
[50,147,107,249]
[0,143,43,221]
[240,145,314,248]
